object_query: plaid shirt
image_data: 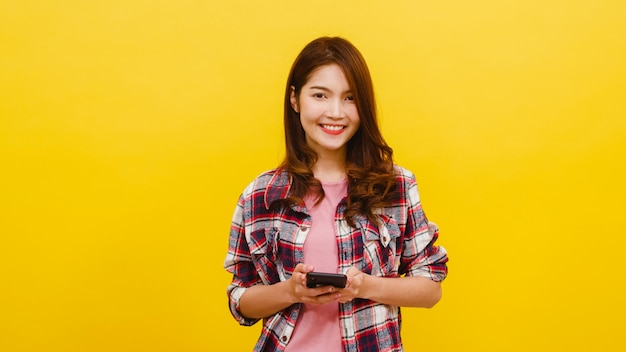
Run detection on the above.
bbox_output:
[224,166,448,352]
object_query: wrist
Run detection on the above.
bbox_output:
[359,273,377,301]
[282,279,299,305]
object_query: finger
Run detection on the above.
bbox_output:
[306,291,340,305]
[344,276,352,288]
[293,264,315,287]
[311,285,336,296]
[345,266,360,277]
[294,263,314,274]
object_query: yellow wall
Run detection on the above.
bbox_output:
[1,1,624,351]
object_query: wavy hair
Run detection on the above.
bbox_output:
[277,37,398,227]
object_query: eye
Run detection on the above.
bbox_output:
[313,93,325,99]
[345,95,354,101]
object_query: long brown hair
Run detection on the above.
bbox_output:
[277,36,397,227]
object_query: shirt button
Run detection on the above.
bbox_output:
[300,225,309,232]
[281,335,288,342]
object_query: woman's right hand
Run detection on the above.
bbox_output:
[239,263,340,319]
[289,263,340,305]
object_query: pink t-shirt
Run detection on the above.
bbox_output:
[284,179,348,352]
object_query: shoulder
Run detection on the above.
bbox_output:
[240,168,291,209]
[243,168,280,189]
[392,164,418,188]
[390,164,422,205]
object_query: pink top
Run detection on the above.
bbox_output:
[284,178,348,352]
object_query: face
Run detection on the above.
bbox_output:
[290,64,360,160]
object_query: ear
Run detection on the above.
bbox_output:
[289,86,299,113]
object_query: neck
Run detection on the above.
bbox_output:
[312,150,347,182]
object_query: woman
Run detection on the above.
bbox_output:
[224,36,448,352]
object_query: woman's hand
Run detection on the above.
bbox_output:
[335,266,367,303]
[334,266,443,308]
[239,263,341,319]
[289,263,341,305]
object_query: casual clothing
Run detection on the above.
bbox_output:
[285,178,348,352]
[224,165,448,352]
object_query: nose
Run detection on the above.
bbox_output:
[328,98,346,118]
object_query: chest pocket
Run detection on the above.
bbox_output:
[248,227,281,284]
[362,215,402,277]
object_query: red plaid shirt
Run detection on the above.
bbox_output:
[224,166,448,352]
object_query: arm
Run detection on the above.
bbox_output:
[239,264,341,319]
[338,267,442,308]
[225,183,340,323]
[336,170,448,308]
[364,275,441,308]
[238,280,296,319]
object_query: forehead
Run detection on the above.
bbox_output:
[304,64,350,88]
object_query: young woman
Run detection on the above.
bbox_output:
[224,37,448,352]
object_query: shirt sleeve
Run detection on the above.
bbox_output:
[224,192,262,326]
[399,171,449,282]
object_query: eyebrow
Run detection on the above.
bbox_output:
[308,86,352,94]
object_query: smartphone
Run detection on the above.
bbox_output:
[306,272,347,288]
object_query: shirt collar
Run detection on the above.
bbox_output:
[263,168,292,209]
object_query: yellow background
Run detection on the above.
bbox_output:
[2,1,625,351]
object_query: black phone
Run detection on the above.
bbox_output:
[306,272,347,288]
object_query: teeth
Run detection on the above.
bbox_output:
[322,125,344,131]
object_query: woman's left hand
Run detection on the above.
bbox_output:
[335,266,368,303]
[335,267,444,308]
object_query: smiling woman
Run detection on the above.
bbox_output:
[289,64,360,177]
[223,36,448,352]
[2,1,624,351]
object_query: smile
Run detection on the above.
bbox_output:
[320,124,345,132]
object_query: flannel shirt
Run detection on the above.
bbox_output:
[224,165,448,352]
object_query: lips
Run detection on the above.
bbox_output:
[320,124,346,135]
